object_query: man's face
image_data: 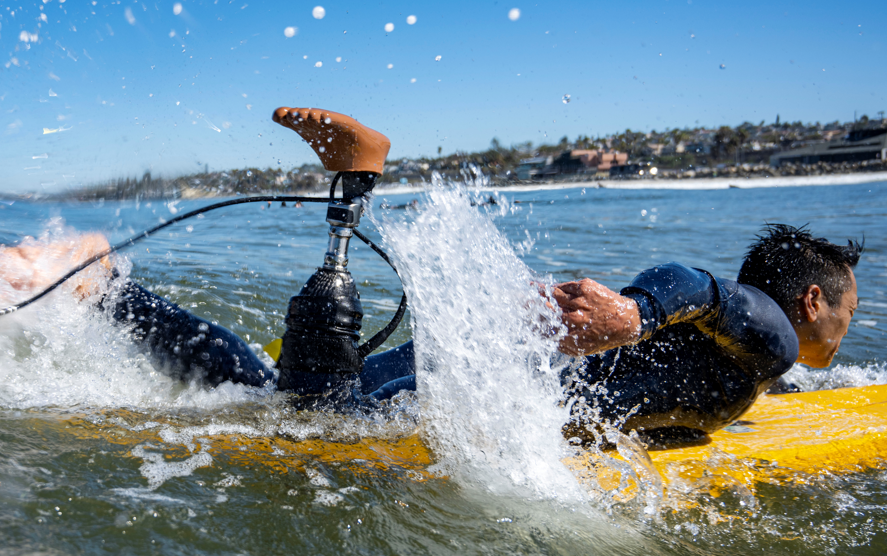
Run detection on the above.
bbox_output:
[796,270,858,368]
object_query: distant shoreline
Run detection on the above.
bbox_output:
[5,170,886,203]
[374,170,887,196]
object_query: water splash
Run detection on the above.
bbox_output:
[371,172,584,501]
[0,223,267,411]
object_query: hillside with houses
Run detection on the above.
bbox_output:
[18,114,887,202]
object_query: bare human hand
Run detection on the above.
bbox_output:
[0,233,112,302]
[548,278,642,356]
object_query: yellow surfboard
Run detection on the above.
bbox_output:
[23,385,887,488]
[566,384,887,497]
[650,383,887,475]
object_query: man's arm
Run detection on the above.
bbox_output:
[553,263,799,380]
[1,233,271,387]
[0,233,112,301]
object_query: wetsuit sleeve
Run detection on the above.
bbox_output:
[107,281,272,387]
[620,262,799,381]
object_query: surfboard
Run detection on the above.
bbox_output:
[650,383,887,475]
[566,384,887,495]
[17,384,887,488]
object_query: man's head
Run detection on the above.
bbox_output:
[737,224,862,368]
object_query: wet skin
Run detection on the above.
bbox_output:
[549,279,642,356]
[793,270,858,368]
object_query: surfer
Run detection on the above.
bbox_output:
[470,195,498,207]
[551,224,861,445]
[0,109,862,447]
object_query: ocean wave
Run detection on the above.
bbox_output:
[781,361,887,391]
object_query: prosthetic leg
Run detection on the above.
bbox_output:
[271,108,394,402]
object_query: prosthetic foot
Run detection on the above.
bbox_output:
[272,107,390,174]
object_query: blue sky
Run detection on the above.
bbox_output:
[1,0,885,192]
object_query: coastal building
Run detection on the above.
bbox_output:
[660,141,686,156]
[590,151,628,171]
[609,162,657,178]
[685,141,712,155]
[642,143,667,157]
[514,150,628,180]
[515,156,551,180]
[770,126,887,167]
[542,150,629,177]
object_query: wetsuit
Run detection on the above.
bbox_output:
[562,263,799,444]
[108,280,415,399]
[109,262,798,441]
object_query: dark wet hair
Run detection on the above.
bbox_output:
[737,224,862,312]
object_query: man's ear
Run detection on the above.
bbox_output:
[798,284,823,322]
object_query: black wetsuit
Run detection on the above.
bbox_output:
[563,263,799,443]
[109,262,798,439]
[108,281,415,399]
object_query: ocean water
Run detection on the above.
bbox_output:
[1,177,886,554]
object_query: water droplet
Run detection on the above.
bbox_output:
[387,63,393,69]
[719,63,726,69]
[324,117,331,124]
[319,146,326,153]
[508,8,521,21]
[335,56,342,62]
[410,78,417,83]
[173,3,182,15]
[561,94,570,104]
[434,55,442,61]
[314,61,322,68]
[406,15,417,25]
[284,26,297,38]
[384,22,394,33]
[312,6,325,19]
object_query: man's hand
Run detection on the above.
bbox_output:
[0,233,112,301]
[548,278,642,356]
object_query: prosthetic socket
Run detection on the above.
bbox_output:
[276,173,377,394]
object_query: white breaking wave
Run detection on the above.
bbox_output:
[781,361,887,392]
[376,172,887,194]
